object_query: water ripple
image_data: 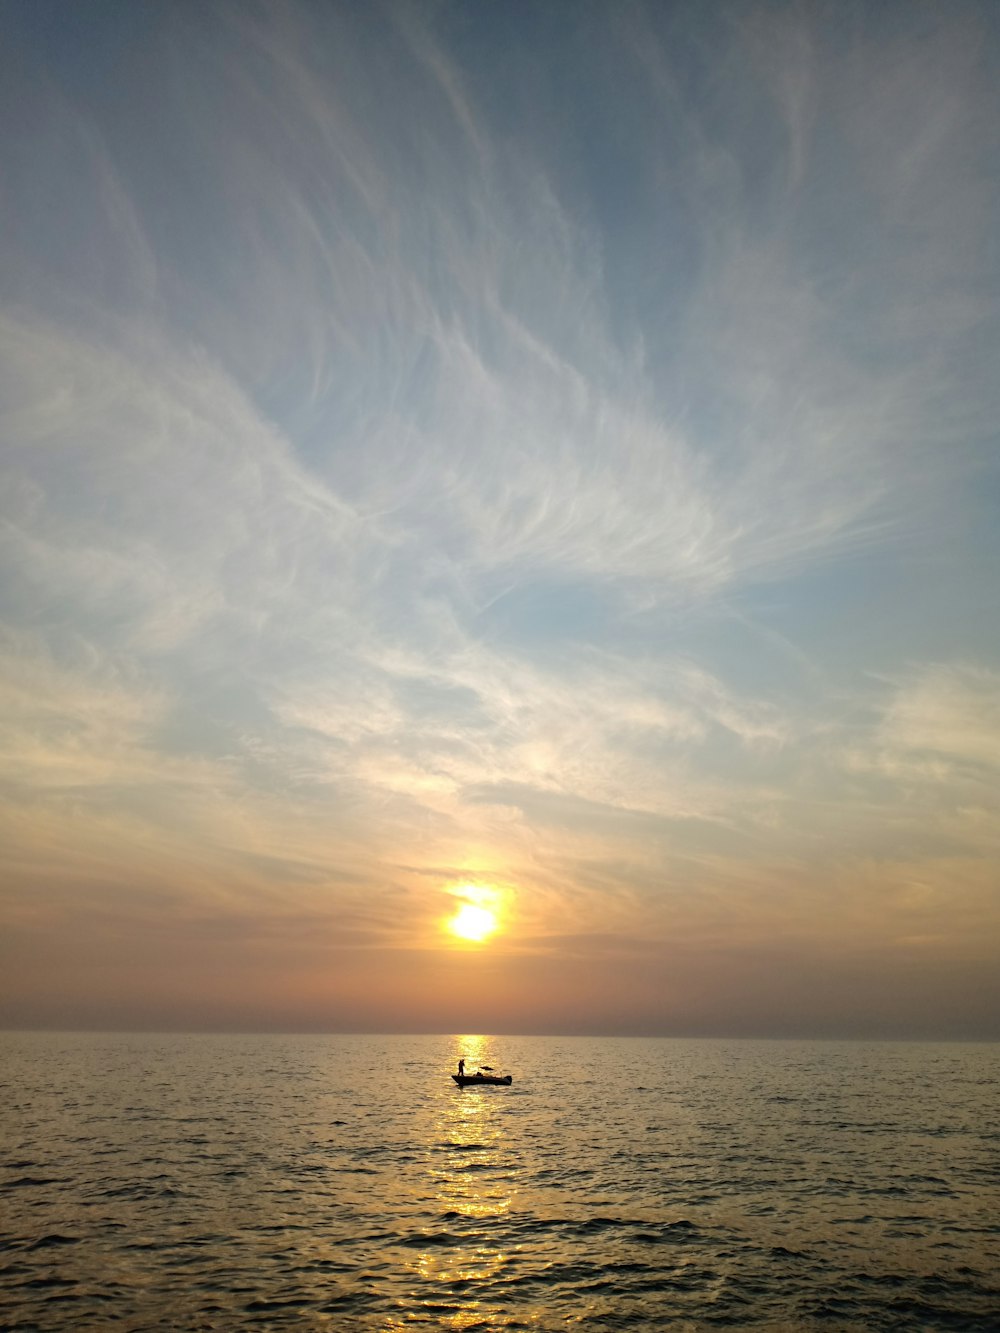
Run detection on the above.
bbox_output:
[1,1033,997,1330]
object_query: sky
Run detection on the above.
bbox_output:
[1,0,999,1038]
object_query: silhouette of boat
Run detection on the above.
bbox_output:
[451,1071,513,1087]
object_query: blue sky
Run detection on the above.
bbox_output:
[2,0,999,1035]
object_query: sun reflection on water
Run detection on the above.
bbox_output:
[388,1035,521,1328]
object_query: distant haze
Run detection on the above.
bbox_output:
[1,1,999,1038]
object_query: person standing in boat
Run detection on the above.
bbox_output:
[457,1058,465,1077]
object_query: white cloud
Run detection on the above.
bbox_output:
[1,1,999,1029]
[882,663,1000,773]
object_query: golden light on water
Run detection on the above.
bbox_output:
[380,1034,515,1331]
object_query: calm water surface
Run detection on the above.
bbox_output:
[1,1033,998,1330]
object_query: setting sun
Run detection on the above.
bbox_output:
[447,903,498,943]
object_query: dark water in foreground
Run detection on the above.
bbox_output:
[1,1034,998,1330]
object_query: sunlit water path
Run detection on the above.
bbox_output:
[1,1034,997,1329]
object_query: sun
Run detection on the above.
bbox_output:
[447,902,498,943]
[443,880,506,945]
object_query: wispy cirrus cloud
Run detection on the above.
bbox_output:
[0,0,998,1033]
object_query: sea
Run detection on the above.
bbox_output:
[1,1033,997,1331]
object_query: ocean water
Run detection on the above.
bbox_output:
[1,1033,997,1331]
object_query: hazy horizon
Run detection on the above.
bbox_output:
[4,1028,998,1044]
[2,1,999,1040]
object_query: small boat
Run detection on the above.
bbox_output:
[451,1071,513,1087]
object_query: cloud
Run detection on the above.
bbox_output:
[881,663,1000,772]
[1,1,998,1033]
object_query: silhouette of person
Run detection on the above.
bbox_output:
[457,1058,465,1076]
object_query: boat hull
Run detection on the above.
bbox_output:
[451,1073,512,1087]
